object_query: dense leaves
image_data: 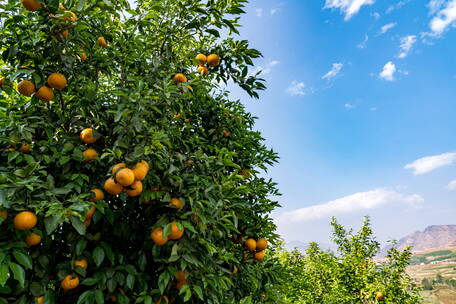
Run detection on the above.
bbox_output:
[0,0,280,303]
[276,217,422,304]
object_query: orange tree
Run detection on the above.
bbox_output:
[0,0,282,303]
[276,217,422,304]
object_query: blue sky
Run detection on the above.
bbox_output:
[229,0,456,246]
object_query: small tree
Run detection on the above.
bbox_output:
[276,217,422,304]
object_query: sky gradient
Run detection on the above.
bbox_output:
[229,0,456,246]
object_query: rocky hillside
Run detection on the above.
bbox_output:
[383,225,456,255]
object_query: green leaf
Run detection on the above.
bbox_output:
[12,250,32,270]
[70,216,86,235]
[94,290,104,304]
[77,290,92,304]
[75,239,87,256]
[93,247,105,267]
[0,264,9,287]
[44,216,60,234]
[8,262,25,287]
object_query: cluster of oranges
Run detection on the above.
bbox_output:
[17,72,67,102]
[0,210,41,246]
[58,258,88,293]
[103,160,149,197]
[195,53,220,75]
[150,220,185,246]
[244,238,268,263]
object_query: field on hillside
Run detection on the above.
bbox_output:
[407,248,456,304]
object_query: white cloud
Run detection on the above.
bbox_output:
[380,22,397,34]
[249,60,280,76]
[379,61,396,81]
[324,0,375,21]
[370,106,378,111]
[344,103,356,109]
[398,35,417,58]
[357,35,369,48]
[268,60,280,67]
[386,0,411,14]
[275,188,424,223]
[271,8,279,15]
[255,8,263,17]
[371,12,381,19]
[322,63,344,80]
[286,81,306,96]
[447,179,456,190]
[405,152,456,175]
[429,0,447,15]
[429,0,456,35]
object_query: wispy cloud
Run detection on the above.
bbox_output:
[344,103,356,109]
[429,0,456,35]
[379,61,396,81]
[380,22,397,35]
[447,179,456,190]
[386,0,412,14]
[250,60,280,76]
[398,35,417,58]
[357,35,369,49]
[405,152,456,175]
[322,63,344,80]
[271,7,279,15]
[324,0,375,21]
[286,81,306,96]
[428,0,447,15]
[275,188,424,223]
[255,8,263,18]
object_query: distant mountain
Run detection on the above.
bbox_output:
[381,225,456,256]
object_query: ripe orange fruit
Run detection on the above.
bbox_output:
[111,163,126,175]
[375,292,384,301]
[195,53,207,64]
[176,279,187,290]
[63,10,78,22]
[169,221,185,240]
[74,259,88,270]
[197,66,209,75]
[155,296,169,304]
[35,86,54,102]
[80,52,87,61]
[256,238,268,251]
[115,168,135,186]
[61,30,69,38]
[0,77,5,86]
[173,73,187,84]
[97,36,108,47]
[0,210,7,221]
[85,206,97,220]
[61,274,79,291]
[37,296,44,304]
[25,232,41,246]
[150,227,168,246]
[222,130,231,138]
[254,250,265,261]
[48,73,67,90]
[80,128,98,144]
[82,148,98,162]
[132,161,148,180]
[231,265,238,275]
[245,238,256,251]
[84,217,92,227]
[18,143,31,153]
[89,189,104,202]
[125,180,143,197]
[17,80,35,96]
[175,270,187,281]
[14,211,37,230]
[104,178,123,195]
[207,54,220,66]
[21,0,41,11]
[169,197,183,210]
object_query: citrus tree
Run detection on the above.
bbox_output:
[0,0,282,303]
[276,217,422,304]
